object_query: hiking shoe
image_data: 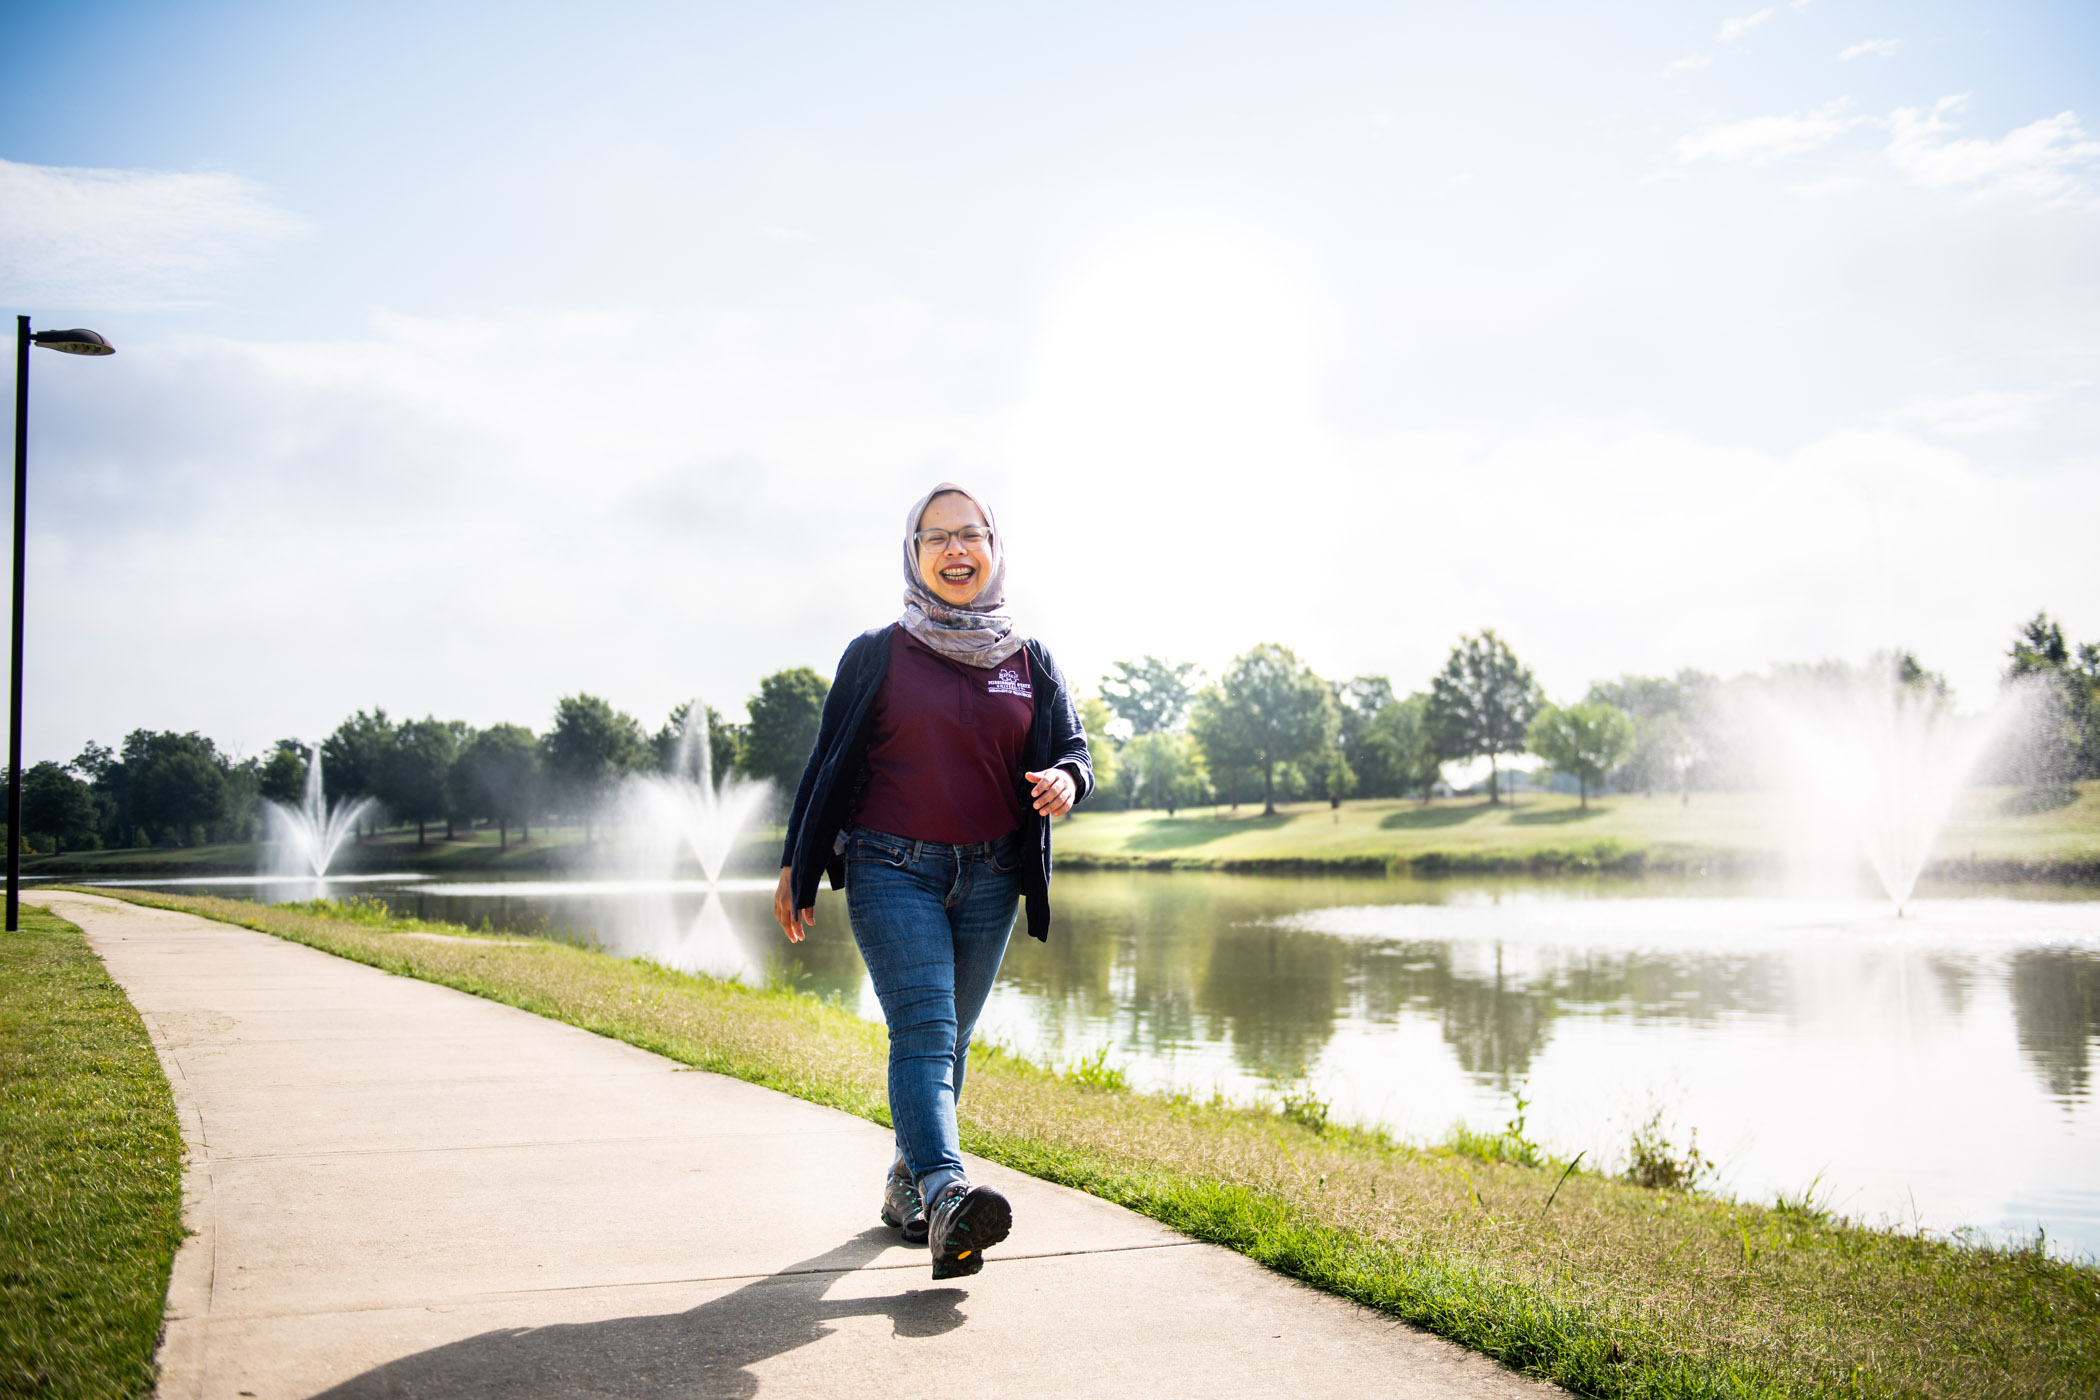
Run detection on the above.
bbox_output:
[927,1181,1011,1280]
[880,1165,929,1246]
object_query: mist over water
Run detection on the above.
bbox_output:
[1745,670,2027,909]
[611,710,772,887]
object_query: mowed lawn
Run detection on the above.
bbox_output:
[1054,781,2100,870]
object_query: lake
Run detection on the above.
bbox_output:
[75,866,2100,1259]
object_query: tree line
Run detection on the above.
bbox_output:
[14,669,831,854]
[1084,611,2100,816]
[14,610,2095,853]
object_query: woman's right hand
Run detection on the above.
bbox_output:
[773,866,814,943]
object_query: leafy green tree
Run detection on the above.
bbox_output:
[543,694,648,838]
[383,718,468,847]
[322,709,396,837]
[1528,701,1636,808]
[1333,676,1398,797]
[1188,643,1335,815]
[740,668,831,795]
[1364,693,1444,802]
[1889,649,1951,700]
[1425,630,1543,804]
[2005,611,2100,785]
[1101,656,1199,810]
[1585,670,1720,797]
[1303,740,1355,809]
[21,761,98,853]
[69,742,118,846]
[453,723,541,849]
[116,730,231,846]
[1075,694,1120,811]
[221,755,265,844]
[1146,731,1210,814]
[258,740,309,806]
[652,701,744,784]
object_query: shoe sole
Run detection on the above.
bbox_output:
[879,1203,930,1246]
[931,1187,1012,1280]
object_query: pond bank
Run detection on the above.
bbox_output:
[1052,783,2100,885]
[57,886,2100,1400]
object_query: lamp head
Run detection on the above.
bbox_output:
[31,328,115,356]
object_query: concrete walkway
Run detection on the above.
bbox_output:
[45,891,1558,1400]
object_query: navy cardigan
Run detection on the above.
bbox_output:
[780,626,1094,941]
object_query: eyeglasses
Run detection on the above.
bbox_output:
[915,526,992,552]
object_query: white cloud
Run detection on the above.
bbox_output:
[1886,96,2100,200]
[1839,38,1901,61]
[1675,101,1857,166]
[0,159,303,308]
[1663,54,1713,77]
[1878,390,2052,438]
[1719,9,1773,41]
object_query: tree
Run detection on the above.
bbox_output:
[322,709,396,837]
[1363,693,1444,802]
[1075,694,1120,810]
[2005,611,2100,785]
[258,739,309,807]
[116,730,231,846]
[1425,630,1543,804]
[1333,675,1398,797]
[542,694,648,838]
[21,762,97,853]
[1528,702,1636,808]
[740,667,831,796]
[454,724,541,849]
[1101,656,1200,810]
[1187,643,1335,815]
[385,718,467,847]
[652,701,744,785]
[1303,740,1355,809]
[1145,731,1210,815]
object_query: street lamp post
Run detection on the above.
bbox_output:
[10,317,114,932]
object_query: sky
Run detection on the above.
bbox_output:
[3,0,2097,763]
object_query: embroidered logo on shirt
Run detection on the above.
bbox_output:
[986,667,1033,698]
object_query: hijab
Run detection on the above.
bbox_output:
[898,482,1024,669]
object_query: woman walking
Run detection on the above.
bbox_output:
[773,483,1092,1281]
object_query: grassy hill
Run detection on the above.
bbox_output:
[1053,781,2100,879]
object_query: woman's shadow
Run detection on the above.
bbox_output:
[312,1228,965,1399]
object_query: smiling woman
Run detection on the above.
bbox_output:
[772,482,1093,1283]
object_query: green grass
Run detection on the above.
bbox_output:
[1054,781,2100,878]
[71,887,2100,1400]
[1,908,186,1399]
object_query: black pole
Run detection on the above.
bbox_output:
[9,317,28,932]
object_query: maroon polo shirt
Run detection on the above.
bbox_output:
[852,624,1035,844]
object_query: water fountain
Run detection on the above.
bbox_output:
[1755,668,2017,911]
[261,745,378,879]
[620,707,773,885]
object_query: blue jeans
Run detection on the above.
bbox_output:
[843,824,1021,1198]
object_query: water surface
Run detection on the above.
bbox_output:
[79,867,2100,1258]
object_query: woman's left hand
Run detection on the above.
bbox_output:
[1025,767,1076,818]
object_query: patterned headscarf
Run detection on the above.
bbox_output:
[898,482,1023,669]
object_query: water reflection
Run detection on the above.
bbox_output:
[2011,949,2100,1103]
[89,868,2100,1257]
